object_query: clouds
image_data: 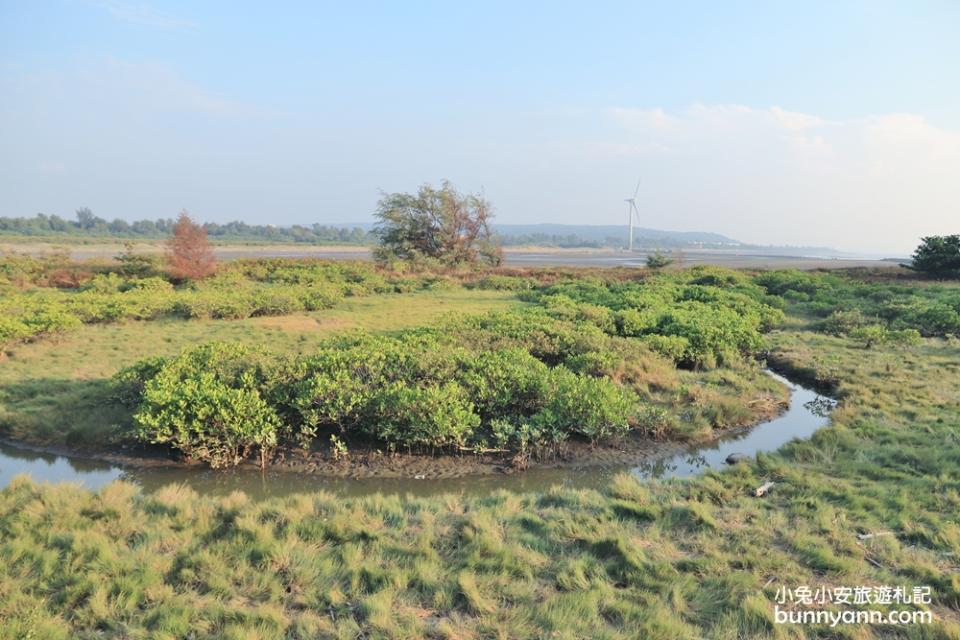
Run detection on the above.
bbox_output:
[590,104,960,253]
[0,49,956,256]
[92,1,197,30]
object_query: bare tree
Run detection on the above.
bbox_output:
[167,210,217,280]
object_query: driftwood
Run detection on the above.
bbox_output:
[754,481,775,497]
[456,446,510,454]
[856,531,893,541]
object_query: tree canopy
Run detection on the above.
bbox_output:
[908,235,960,278]
[373,181,502,266]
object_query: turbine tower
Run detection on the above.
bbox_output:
[625,178,641,251]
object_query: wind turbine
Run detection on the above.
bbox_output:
[625,178,641,251]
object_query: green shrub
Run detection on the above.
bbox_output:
[366,381,480,447]
[645,250,673,269]
[907,304,960,336]
[81,272,124,293]
[112,356,168,406]
[473,275,537,291]
[849,324,888,349]
[822,308,867,335]
[120,276,173,293]
[298,285,343,310]
[532,368,637,442]
[458,349,550,420]
[0,316,31,346]
[889,328,922,346]
[250,289,305,316]
[21,308,83,335]
[130,343,284,468]
[642,334,691,362]
[617,308,658,336]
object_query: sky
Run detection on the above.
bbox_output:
[1,1,958,255]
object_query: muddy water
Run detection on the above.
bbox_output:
[0,372,832,500]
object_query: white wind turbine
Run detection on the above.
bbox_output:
[625,178,641,251]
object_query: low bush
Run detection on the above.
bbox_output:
[533,270,783,367]
[532,368,636,442]
[366,381,480,447]
[130,344,287,468]
[472,274,538,291]
[122,330,641,466]
[753,269,960,337]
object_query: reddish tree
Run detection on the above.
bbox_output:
[167,210,217,280]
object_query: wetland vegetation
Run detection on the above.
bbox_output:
[1,247,958,638]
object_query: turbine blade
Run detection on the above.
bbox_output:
[633,178,641,199]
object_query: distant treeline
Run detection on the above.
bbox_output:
[0,210,370,244]
[1,210,737,249]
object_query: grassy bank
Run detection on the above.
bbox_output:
[1,327,958,638]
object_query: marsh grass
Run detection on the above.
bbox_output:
[1,328,958,638]
[1,268,959,637]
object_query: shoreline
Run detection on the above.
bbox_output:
[1,238,899,270]
[0,384,790,481]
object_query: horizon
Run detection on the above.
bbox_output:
[2,210,898,257]
[2,1,958,254]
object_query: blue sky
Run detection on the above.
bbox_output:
[1,1,958,253]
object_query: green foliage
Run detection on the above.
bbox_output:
[848,324,888,349]
[533,268,783,367]
[114,242,157,278]
[372,181,502,266]
[130,343,284,468]
[821,308,867,335]
[645,250,674,269]
[754,269,960,337]
[125,325,642,461]
[368,381,480,447]
[908,234,960,278]
[459,349,549,418]
[849,324,922,349]
[532,368,636,442]
[472,274,538,291]
[112,355,168,405]
[112,265,796,464]
[0,258,442,349]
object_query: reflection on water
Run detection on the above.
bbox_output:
[0,372,833,500]
[627,371,833,482]
[0,441,123,488]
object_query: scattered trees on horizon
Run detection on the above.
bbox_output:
[0,209,370,244]
[908,235,960,278]
[166,211,217,280]
[373,181,503,267]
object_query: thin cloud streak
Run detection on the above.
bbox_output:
[93,1,197,30]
